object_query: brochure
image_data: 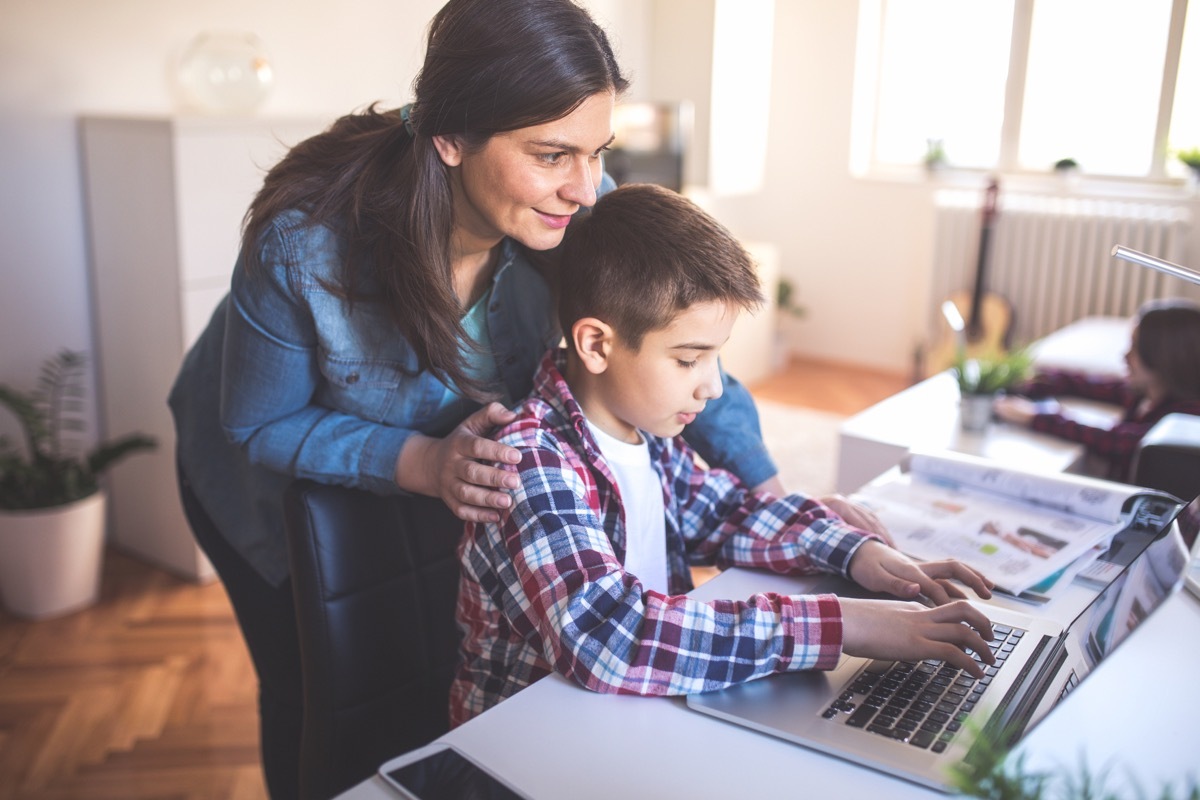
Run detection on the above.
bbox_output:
[850,450,1159,595]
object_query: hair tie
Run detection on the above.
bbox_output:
[400,103,416,138]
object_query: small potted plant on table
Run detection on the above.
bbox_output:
[0,351,156,619]
[952,349,1033,433]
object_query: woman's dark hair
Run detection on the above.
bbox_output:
[1135,298,1200,401]
[241,0,628,400]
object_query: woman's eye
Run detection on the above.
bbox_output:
[539,152,567,165]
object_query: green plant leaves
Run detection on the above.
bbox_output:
[0,350,156,510]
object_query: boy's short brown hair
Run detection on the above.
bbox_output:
[557,183,764,350]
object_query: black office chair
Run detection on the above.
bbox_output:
[1132,413,1200,547]
[283,480,463,800]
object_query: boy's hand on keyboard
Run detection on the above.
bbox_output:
[847,540,995,605]
[839,597,996,679]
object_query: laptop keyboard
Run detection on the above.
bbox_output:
[821,623,1026,752]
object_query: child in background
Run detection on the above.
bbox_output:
[451,183,996,725]
[994,299,1200,480]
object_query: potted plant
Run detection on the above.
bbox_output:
[1176,146,1200,185]
[0,350,156,619]
[951,348,1033,432]
[923,138,947,172]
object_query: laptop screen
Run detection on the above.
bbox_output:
[1055,494,1196,694]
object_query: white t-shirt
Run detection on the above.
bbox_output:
[585,420,669,595]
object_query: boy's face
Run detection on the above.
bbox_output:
[586,300,737,444]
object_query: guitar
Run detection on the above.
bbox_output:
[925,178,1013,376]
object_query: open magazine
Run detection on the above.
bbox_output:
[849,450,1168,596]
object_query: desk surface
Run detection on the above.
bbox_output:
[338,567,1200,800]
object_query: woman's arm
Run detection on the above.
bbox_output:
[219,251,411,495]
[218,219,520,517]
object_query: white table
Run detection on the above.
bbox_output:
[835,317,1132,495]
[835,371,1097,494]
[337,567,1200,800]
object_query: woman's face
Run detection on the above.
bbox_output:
[434,91,616,255]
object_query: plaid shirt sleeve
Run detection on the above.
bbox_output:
[486,437,847,700]
[665,438,876,579]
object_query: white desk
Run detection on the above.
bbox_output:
[337,567,1200,800]
[835,371,1097,494]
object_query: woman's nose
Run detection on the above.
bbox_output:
[562,156,599,207]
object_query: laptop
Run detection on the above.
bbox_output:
[686,491,1199,793]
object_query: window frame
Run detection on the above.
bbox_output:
[854,0,1192,183]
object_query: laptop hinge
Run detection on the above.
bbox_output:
[964,632,1065,767]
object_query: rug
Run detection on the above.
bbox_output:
[752,398,846,498]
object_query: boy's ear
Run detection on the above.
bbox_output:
[571,317,614,375]
[431,134,464,167]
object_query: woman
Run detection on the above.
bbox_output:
[993,298,1200,480]
[170,0,784,794]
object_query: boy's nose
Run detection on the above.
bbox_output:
[696,363,724,401]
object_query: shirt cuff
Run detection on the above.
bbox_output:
[359,424,414,495]
[782,593,844,671]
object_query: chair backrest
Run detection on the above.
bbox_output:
[1132,413,1200,530]
[283,480,463,800]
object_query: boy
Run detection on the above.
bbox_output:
[451,184,995,726]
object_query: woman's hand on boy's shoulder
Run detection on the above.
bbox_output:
[395,402,523,523]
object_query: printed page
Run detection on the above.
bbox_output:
[904,450,1139,523]
[851,451,1145,595]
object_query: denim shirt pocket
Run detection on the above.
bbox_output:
[317,354,408,422]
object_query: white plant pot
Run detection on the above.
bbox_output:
[959,393,995,433]
[0,491,107,620]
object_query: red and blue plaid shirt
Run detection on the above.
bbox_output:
[450,350,878,726]
[1022,369,1200,479]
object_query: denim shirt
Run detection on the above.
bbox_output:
[170,203,776,587]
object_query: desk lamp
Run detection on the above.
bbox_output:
[1111,245,1200,286]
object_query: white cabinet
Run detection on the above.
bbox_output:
[80,114,328,581]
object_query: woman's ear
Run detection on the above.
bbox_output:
[571,318,614,375]
[431,134,464,167]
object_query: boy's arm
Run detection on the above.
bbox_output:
[669,442,880,579]
[488,442,845,697]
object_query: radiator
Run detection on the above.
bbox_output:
[930,190,1194,349]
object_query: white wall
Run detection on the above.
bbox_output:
[701,0,937,376]
[4,0,1197,450]
[0,0,448,446]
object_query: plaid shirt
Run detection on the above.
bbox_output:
[450,350,877,726]
[1022,369,1200,479]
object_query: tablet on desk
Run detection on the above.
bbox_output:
[379,742,531,800]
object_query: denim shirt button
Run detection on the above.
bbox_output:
[346,372,360,385]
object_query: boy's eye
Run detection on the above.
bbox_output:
[676,359,699,369]
[539,152,567,165]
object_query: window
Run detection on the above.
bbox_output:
[852,0,1197,180]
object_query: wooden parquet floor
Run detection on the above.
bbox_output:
[0,551,266,799]
[0,356,907,799]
